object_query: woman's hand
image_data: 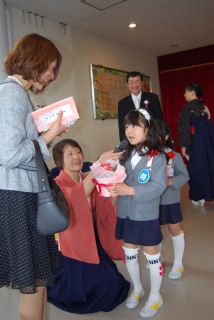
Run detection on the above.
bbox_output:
[43,111,69,145]
[98,150,123,164]
[106,182,134,197]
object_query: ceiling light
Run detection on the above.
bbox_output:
[129,23,136,28]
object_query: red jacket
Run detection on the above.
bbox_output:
[55,170,124,264]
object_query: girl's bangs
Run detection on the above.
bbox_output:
[124,111,141,126]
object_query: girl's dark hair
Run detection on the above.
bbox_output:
[52,139,83,170]
[4,33,62,94]
[121,109,165,164]
[156,120,174,150]
[184,83,203,98]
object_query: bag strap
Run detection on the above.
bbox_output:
[33,140,51,192]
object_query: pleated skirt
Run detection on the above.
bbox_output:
[47,230,130,313]
[159,203,183,225]
[187,116,214,201]
[115,216,163,246]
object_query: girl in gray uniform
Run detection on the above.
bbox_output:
[158,121,189,279]
[108,109,167,318]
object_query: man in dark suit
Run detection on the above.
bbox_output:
[118,71,164,141]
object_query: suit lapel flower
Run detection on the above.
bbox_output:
[144,100,150,108]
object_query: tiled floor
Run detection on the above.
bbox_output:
[1,183,214,320]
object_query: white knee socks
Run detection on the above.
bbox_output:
[123,246,143,293]
[171,231,185,267]
[144,252,163,301]
[169,231,185,279]
[146,240,163,270]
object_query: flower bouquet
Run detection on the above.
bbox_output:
[90,160,127,197]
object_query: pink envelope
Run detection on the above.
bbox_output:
[32,96,79,132]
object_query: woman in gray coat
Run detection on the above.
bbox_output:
[0,34,69,320]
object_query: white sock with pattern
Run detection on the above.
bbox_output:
[140,252,163,317]
[146,238,163,270]
[144,252,163,301]
[123,246,145,309]
[123,246,143,293]
[169,231,185,279]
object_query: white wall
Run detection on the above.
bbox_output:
[0,0,9,82]
[10,8,161,168]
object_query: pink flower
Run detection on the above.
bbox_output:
[100,163,115,171]
[144,100,150,108]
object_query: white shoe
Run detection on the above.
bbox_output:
[140,296,163,318]
[126,288,145,309]
[168,264,184,279]
[192,200,205,206]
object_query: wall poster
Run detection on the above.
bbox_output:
[89,64,152,120]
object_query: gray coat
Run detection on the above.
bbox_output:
[118,153,167,221]
[0,80,50,193]
[160,152,189,205]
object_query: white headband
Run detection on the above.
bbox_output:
[137,109,150,124]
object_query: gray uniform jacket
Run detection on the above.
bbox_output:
[118,153,167,221]
[160,152,189,205]
[0,80,50,193]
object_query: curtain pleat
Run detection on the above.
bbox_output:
[158,63,214,154]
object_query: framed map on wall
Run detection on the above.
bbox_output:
[89,64,152,120]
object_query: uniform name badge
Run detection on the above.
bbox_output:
[138,169,150,183]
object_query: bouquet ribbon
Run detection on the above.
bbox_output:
[92,178,113,197]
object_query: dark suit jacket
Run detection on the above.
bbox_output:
[118,92,164,141]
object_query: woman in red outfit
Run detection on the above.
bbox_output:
[47,139,130,313]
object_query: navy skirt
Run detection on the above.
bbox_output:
[159,203,183,225]
[115,217,163,246]
[47,229,130,314]
[187,116,214,202]
[0,190,59,294]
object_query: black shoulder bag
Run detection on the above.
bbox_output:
[33,140,70,235]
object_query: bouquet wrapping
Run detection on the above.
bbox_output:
[90,160,127,197]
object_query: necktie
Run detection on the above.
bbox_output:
[135,97,140,109]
